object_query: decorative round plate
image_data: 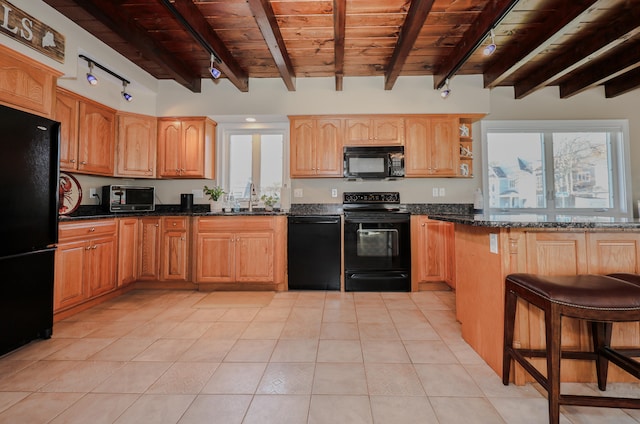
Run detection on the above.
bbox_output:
[59,172,82,215]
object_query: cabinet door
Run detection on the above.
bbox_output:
[88,235,117,297]
[587,233,640,274]
[430,117,459,176]
[373,117,404,145]
[181,119,205,177]
[116,113,156,178]
[290,118,316,176]
[77,101,115,175]
[54,240,87,311]
[525,232,588,275]
[412,217,446,282]
[196,232,235,282]
[162,218,189,281]
[404,118,432,176]
[55,90,79,171]
[157,120,182,177]
[315,119,343,176]
[344,118,372,145]
[117,218,138,287]
[235,232,274,282]
[138,218,161,280]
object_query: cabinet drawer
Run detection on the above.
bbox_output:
[197,216,277,232]
[164,217,188,230]
[59,220,117,241]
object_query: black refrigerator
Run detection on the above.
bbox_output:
[0,104,60,356]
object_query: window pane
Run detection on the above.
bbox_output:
[487,133,545,209]
[260,134,283,196]
[552,132,611,208]
[229,134,252,199]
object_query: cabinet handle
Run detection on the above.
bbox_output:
[85,246,91,250]
[181,237,185,241]
[421,223,425,227]
[70,159,76,163]
[80,161,87,165]
[92,245,98,249]
[155,224,159,227]
[89,227,95,232]
[172,222,177,226]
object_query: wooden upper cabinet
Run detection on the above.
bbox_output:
[56,88,116,175]
[290,117,342,177]
[55,89,79,171]
[405,116,459,177]
[115,112,157,178]
[0,44,60,118]
[344,116,404,146]
[157,117,216,178]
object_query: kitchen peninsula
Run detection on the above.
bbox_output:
[429,213,640,385]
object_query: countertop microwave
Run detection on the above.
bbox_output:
[102,185,155,212]
[343,146,404,179]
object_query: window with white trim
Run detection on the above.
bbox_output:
[218,123,288,202]
[481,120,631,218]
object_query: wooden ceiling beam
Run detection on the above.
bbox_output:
[433,0,519,90]
[514,7,640,99]
[384,0,435,90]
[161,0,249,92]
[68,0,202,93]
[605,67,640,98]
[559,40,640,98]
[247,0,296,91]
[483,0,601,89]
[334,0,346,91]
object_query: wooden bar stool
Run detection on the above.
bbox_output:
[503,273,640,424]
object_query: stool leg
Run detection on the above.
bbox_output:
[546,304,562,424]
[591,321,613,391]
[503,287,518,385]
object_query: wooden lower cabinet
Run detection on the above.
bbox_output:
[410,216,455,290]
[138,216,190,283]
[195,216,286,288]
[54,220,117,312]
[117,218,139,287]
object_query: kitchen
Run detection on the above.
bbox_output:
[1,1,640,423]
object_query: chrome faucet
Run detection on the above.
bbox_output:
[248,183,257,212]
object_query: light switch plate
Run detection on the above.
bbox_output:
[89,188,97,198]
[432,187,438,197]
[331,188,338,198]
[294,188,303,198]
[439,187,446,197]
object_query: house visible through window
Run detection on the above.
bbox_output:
[219,123,287,203]
[481,120,631,218]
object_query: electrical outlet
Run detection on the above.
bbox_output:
[432,187,439,197]
[294,188,303,198]
[89,188,97,198]
[331,188,338,198]
[439,187,446,197]
[489,233,499,254]
[192,189,203,199]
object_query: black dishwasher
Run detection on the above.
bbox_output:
[287,215,341,290]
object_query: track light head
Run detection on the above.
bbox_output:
[86,62,98,85]
[121,81,133,102]
[209,53,221,79]
[483,29,497,56]
[440,79,452,99]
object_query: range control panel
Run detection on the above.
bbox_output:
[343,192,400,204]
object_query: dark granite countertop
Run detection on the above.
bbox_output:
[428,213,640,229]
[59,203,474,221]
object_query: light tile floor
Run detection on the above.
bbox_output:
[0,289,639,423]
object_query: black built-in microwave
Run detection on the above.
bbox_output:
[102,185,155,212]
[343,146,404,179]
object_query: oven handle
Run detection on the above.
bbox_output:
[350,273,409,280]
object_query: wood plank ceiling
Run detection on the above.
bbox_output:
[43,0,640,98]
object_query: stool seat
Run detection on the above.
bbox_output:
[503,273,640,424]
[507,273,640,311]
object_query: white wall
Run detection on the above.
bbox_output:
[4,1,640,207]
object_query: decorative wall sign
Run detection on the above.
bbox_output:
[0,1,65,63]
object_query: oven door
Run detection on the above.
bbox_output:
[343,213,411,291]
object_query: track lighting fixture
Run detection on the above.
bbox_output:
[483,29,497,56]
[86,61,98,85]
[121,81,133,102]
[209,53,221,79]
[440,78,452,99]
[79,54,133,101]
